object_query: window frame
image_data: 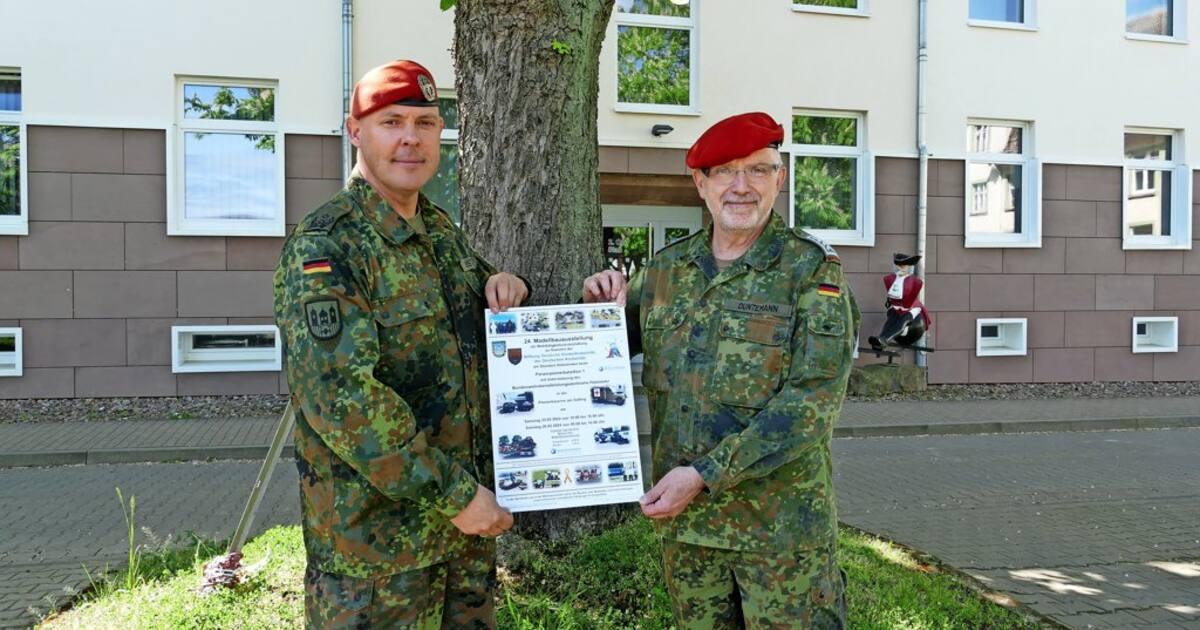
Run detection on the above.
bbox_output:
[967,0,1038,30]
[963,118,1041,248]
[787,109,875,247]
[1122,127,1191,250]
[613,3,700,115]
[171,324,282,373]
[1125,0,1188,43]
[0,68,27,236]
[1131,316,1179,353]
[0,327,22,377]
[792,0,870,18]
[975,318,1028,357]
[167,76,285,237]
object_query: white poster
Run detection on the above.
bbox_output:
[484,303,643,512]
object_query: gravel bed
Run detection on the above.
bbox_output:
[0,395,289,424]
[2,381,1199,424]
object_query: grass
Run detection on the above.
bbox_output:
[41,520,1043,629]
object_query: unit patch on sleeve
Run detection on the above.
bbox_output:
[304,299,343,340]
[303,258,333,275]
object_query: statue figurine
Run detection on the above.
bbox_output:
[868,253,932,352]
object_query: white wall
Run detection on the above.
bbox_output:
[0,0,343,134]
[930,0,1200,165]
[353,0,456,90]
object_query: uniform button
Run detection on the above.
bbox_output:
[681,404,690,413]
[686,350,696,360]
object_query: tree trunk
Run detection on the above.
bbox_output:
[454,0,633,541]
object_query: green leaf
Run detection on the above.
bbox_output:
[440,0,456,11]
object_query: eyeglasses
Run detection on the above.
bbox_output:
[701,163,783,185]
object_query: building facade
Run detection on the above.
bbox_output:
[0,0,1197,399]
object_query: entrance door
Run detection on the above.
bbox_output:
[601,205,703,279]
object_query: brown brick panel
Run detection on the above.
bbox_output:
[19,222,124,270]
[968,353,1033,383]
[0,237,16,270]
[125,223,225,270]
[28,173,71,221]
[27,126,124,174]
[1153,276,1200,310]
[925,274,970,312]
[285,178,343,225]
[1033,348,1095,382]
[1065,238,1125,274]
[1043,164,1067,200]
[1063,311,1134,348]
[1153,346,1200,381]
[1094,347,1154,381]
[75,366,177,397]
[71,173,165,222]
[1064,165,1122,202]
[1126,251,1184,275]
[1010,311,1066,348]
[123,129,166,175]
[970,274,1033,311]
[932,159,965,198]
[627,148,689,176]
[177,271,274,317]
[927,349,969,384]
[0,368,74,399]
[22,319,126,368]
[0,271,73,318]
[936,236,1003,273]
[1096,275,1154,310]
[1003,237,1066,274]
[874,194,911,235]
[177,372,281,396]
[1043,200,1097,238]
[1033,275,1095,311]
[73,271,177,318]
[285,136,326,179]
[875,157,917,196]
[599,146,630,173]
[226,236,286,271]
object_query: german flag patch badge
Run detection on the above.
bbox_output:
[817,283,841,298]
[302,258,333,275]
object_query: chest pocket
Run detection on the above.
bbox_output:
[373,293,441,392]
[713,313,790,409]
[801,296,848,380]
[641,306,686,391]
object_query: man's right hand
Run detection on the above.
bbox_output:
[582,270,628,305]
[450,485,514,537]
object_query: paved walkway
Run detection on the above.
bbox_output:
[2,396,1200,628]
[3,396,1198,468]
[835,429,1200,629]
[0,461,299,628]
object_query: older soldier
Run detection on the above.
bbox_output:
[583,112,859,628]
[274,60,527,628]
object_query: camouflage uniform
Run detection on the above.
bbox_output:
[627,213,859,629]
[274,178,514,628]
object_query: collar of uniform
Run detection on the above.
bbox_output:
[686,212,786,271]
[352,178,432,246]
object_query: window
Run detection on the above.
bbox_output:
[614,0,697,114]
[169,78,284,236]
[793,0,868,16]
[422,94,461,222]
[0,328,21,377]
[968,0,1036,27]
[1126,0,1186,41]
[788,111,874,246]
[964,120,1040,247]
[171,325,281,373]
[975,318,1027,357]
[1131,316,1178,353]
[0,69,26,236]
[1123,129,1190,248]
[601,205,703,278]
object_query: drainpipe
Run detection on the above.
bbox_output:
[915,0,929,368]
[341,0,354,180]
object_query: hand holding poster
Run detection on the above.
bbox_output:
[484,303,643,512]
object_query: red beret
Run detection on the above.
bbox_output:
[686,112,784,170]
[351,60,439,119]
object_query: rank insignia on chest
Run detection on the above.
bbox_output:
[302,258,333,275]
[304,299,342,340]
[817,283,841,298]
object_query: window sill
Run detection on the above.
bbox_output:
[614,103,701,117]
[1125,33,1188,45]
[967,19,1038,32]
[792,6,869,18]
[1121,238,1192,250]
[800,228,875,248]
[0,221,29,236]
[963,236,1042,248]
[168,222,287,238]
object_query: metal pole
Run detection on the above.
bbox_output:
[915,0,930,368]
[227,402,296,555]
[341,0,354,180]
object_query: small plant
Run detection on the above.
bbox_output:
[116,487,143,592]
[549,39,573,55]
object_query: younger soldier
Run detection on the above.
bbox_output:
[583,112,860,628]
[274,60,528,628]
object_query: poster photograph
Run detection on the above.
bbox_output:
[484,303,643,512]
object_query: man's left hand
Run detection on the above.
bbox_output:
[485,273,529,312]
[640,466,706,520]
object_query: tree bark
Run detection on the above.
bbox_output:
[454,0,633,540]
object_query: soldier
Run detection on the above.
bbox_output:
[583,112,860,628]
[273,60,529,628]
